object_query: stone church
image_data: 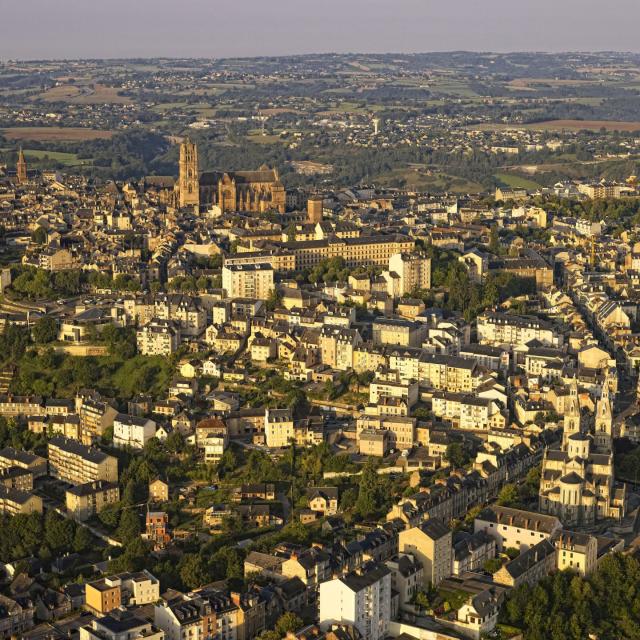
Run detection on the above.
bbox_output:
[175,138,286,213]
[538,379,626,527]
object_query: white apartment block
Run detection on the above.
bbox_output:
[431,392,506,430]
[477,313,561,349]
[319,563,391,640]
[113,413,157,449]
[222,264,274,300]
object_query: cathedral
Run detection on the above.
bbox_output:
[538,379,626,527]
[175,138,286,213]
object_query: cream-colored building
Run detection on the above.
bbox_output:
[265,409,295,448]
[65,480,119,521]
[431,392,506,430]
[398,520,452,587]
[222,264,274,300]
[137,318,180,356]
[387,252,431,296]
[554,530,597,576]
[48,437,118,485]
[0,485,42,516]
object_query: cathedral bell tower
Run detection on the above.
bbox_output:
[562,379,582,448]
[594,376,614,454]
[178,138,200,209]
[16,147,27,184]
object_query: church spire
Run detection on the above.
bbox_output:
[16,147,27,184]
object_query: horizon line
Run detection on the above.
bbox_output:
[3,49,640,64]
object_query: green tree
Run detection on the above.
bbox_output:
[355,460,381,519]
[274,613,304,637]
[73,526,93,553]
[179,553,211,590]
[32,316,57,344]
[117,508,141,544]
[31,227,48,245]
[497,483,520,507]
[445,442,468,468]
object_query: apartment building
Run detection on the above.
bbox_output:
[78,398,118,444]
[280,234,414,271]
[474,505,561,552]
[113,413,157,449]
[384,554,423,611]
[0,593,34,639]
[65,480,120,521]
[0,485,42,516]
[398,520,453,588]
[48,437,118,485]
[319,326,362,370]
[155,590,238,640]
[431,392,506,430]
[373,318,425,348]
[222,264,274,300]
[319,563,391,640]
[265,409,295,448]
[0,466,33,491]
[79,614,164,640]
[554,530,597,576]
[387,252,431,295]
[0,447,47,477]
[85,576,122,614]
[0,394,44,417]
[85,571,160,617]
[137,318,180,356]
[477,313,561,349]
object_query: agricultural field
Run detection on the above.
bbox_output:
[472,120,640,132]
[1,127,114,142]
[22,149,89,166]
[36,83,131,104]
[494,172,543,190]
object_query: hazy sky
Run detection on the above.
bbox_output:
[3,0,640,59]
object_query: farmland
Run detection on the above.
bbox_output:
[1,127,114,142]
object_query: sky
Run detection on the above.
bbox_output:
[2,0,640,60]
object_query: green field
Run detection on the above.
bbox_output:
[494,172,543,189]
[24,149,86,166]
[375,167,483,193]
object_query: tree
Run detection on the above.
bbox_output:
[31,227,48,245]
[483,557,503,573]
[497,483,520,507]
[445,442,467,468]
[44,511,75,552]
[117,508,141,544]
[274,612,303,637]
[32,316,57,344]
[355,460,381,519]
[73,526,93,553]
[179,553,211,590]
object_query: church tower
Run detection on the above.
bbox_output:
[562,379,582,448]
[178,139,200,209]
[16,147,27,184]
[594,377,614,454]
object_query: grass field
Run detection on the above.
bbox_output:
[23,149,89,166]
[375,167,483,193]
[494,172,543,189]
[37,83,130,104]
[2,127,114,142]
[471,119,640,132]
